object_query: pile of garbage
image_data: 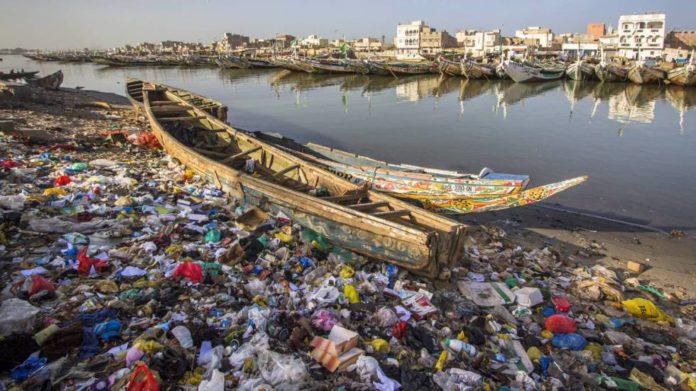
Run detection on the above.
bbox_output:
[1,123,696,390]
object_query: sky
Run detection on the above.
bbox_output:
[1,0,694,50]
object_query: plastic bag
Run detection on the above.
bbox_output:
[433,368,483,391]
[375,307,399,328]
[311,309,338,332]
[0,299,40,337]
[354,355,401,391]
[198,369,224,391]
[77,248,108,277]
[343,284,360,304]
[171,261,203,283]
[171,325,193,349]
[551,333,587,350]
[622,298,673,323]
[127,363,160,391]
[545,314,577,333]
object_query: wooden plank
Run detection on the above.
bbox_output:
[158,115,207,122]
[373,210,411,218]
[273,164,299,177]
[192,147,228,158]
[349,201,389,211]
[221,146,262,163]
[322,193,365,203]
[150,101,185,107]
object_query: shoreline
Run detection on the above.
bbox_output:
[2,84,694,294]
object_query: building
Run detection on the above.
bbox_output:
[562,42,600,58]
[515,26,554,48]
[587,23,606,40]
[300,35,329,48]
[353,38,383,52]
[218,33,250,53]
[456,30,502,56]
[274,34,296,49]
[666,30,696,50]
[617,12,666,60]
[419,26,457,55]
[395,20,426,59]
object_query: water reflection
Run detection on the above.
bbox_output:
[666,86,696,134]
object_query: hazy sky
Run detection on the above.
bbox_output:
[1,0,694,50]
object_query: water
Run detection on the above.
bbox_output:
[3,55,696,231]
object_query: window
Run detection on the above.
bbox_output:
[637,22,646,29]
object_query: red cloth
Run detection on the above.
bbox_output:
[29,275,56,296]
[171,261,203,283]
[77,247,109,277]
[545,314,577,334]
[133,133,162,149]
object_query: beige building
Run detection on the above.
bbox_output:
[353,38,383,52]
[419,26,457,54]
[515,26,554,48]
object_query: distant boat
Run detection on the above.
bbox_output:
[303,58,369,74]
[0,70,39,81]
[270,57,306,72]
[26,70,63,90]
[366,60,437,76]
[501,60,565,83]
[215,56,250,69]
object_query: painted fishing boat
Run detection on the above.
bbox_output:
[437,57,465,76]
[125,78,227,122]
[140,83,465,277]
[495,63,509,79]
[667,52,696,87]
[252,133,587,214]
[501,60,565,83]
[627,62,666,85]
[270,57,306,72]
[305,58,369,74]
[26,70,63,90]
[566,60,596,81]
[462,60,497,79]
[0,70,39,81]
[367,60,437,76]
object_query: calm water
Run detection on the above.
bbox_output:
[3,55,696,231]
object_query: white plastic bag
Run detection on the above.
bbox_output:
[0,298,40,336]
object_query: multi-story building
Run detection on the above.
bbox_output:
[353,38,383,52]
[515,26,554,48]
[587,23,606,40]
[394,20,426,59]
[300,35,329,48]
[419,26,457,55]
[274,34,296,49]
[666,30,696,50]
[456,30,502,56]
[218,33,250,53]
[617,12,666,60]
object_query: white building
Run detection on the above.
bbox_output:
[562,42,600,57]
[394,20,426,60]
[353,38,383,52]
[617,12,666,60]
[456,29,502,56]
[300,35,328,48]
[515,26,554,48]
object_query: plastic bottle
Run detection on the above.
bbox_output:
[171,325,194,349]
[443,338,477,357]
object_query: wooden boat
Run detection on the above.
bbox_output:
[501,60,565,83]
[366,60,436,76]
[244,58,277,69]
[125,78,227,122]
[595,62,628,82]
[437,57,465,76]
[305,58,369,74]
[141,83,466,277]
[253,133,587,214]
[0,70,39,81]
[270,57,306,72]
[495,63,509,79]
[566,60,596,81]
[26,70,63,90]
[627,62,666,85]
[215,56,250,69]
[667,53,696,87]
[462,60,497,79]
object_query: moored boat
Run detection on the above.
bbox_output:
[215,56,250,69]
[0,70,39,81]
[26,70,63,90]
[667,52,696,87]
[125,78,228,121]
[437,56,465,76]
[501,60,565,83]
[462,60,497,79]
[253,133,587,214]
[305,58,368,74]
[270,57,306,72]
[140,83,466,277]
[595,61,629,82]
[566,60,596,81]
[627,61,667,85]
[366,60,437,76]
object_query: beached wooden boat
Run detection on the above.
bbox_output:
[501,60,565,83]
[26,70,63,90]
[667,59,696,87]
[253,133,587,214]
[627,62,666,85]
[566,60,596,81]
[141,84,466,277]
[0,70,39,81]
[125,78,227,122]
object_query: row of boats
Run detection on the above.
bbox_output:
[0,69,64,90]
[125,79,587,276]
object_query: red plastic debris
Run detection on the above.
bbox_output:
[545,314,577,334]
[77,247,109,277]
[392,320,408,339]
[28,275,56,296]
[171,261,203,283]
[127,362,160,391]
[54,175,71,186]
[551,296,572,313]
[1,160,19,169]
[134,132,162,149]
